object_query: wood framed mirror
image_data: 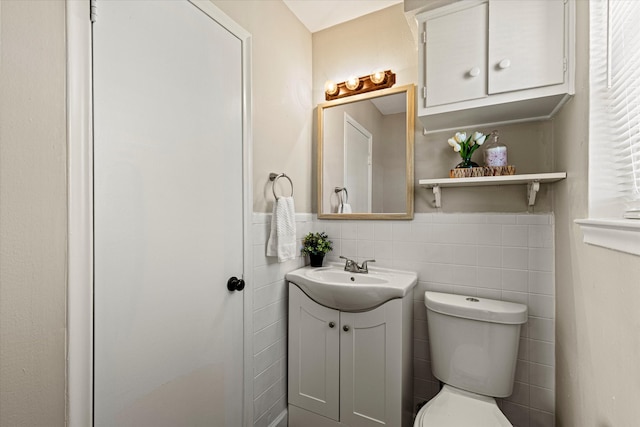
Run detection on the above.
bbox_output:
[317,84,415,219]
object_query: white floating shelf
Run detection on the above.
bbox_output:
[418,172,567,208]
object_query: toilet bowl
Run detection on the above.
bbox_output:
[414,385,511,427]
[414,292,527,427]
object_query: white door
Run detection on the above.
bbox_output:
[344,113,373,213]
[93,1,245,426]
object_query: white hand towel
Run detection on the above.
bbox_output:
[339,203,352,214]
[266,196,297,262]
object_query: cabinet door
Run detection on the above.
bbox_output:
[488,0,565,94]
[288,284,340,420]
[340,300,402,427]
[424,3,487,107]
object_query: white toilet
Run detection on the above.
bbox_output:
[414,292,528,427]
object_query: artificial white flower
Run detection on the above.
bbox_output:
[454,132,467,143]
[446,130,490,166]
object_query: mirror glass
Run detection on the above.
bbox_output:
[318,84,414,219]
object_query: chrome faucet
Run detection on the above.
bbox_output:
[339,256,376,273]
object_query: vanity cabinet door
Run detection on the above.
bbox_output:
[488,0,565,95]
[288,284,340,421]
[339,299,403,427]
[423,2,488,108]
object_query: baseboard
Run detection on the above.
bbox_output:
[268,408,288,427]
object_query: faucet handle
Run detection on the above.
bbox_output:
[339,256,356,270]
[340,255,358,272]
[361,259,376,272]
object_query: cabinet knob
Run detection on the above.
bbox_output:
[498,59,511,69]
[468,67,480,77]
[329,322,335,328]
[343,325,350,332]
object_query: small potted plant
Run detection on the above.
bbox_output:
[301,232,333,267]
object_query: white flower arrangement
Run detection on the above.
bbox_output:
[447,131,488,167]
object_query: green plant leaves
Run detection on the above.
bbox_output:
[301,232,333,256]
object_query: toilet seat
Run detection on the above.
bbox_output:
[414,385,512,427]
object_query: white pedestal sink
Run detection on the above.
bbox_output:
[285,263,418,312]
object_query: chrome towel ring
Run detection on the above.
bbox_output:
[269,172,294,200]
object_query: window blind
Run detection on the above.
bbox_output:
[590,0,640,219]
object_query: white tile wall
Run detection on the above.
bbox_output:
[315,213,556,427]
[250,212,555,427]
[251,213,313,427]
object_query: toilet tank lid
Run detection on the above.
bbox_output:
[425,292,528,324]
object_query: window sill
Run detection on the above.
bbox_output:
[575,218,640,256]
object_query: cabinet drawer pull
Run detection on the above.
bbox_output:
[468,67,480,77]
[329,322,335,328]
[343,325,350,332]
[498,59,511,69]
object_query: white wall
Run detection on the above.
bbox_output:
[553,1,640,425]
[380,112,408,212]
[0,1,67,425]
[251,214,313,427]
[212,0,314,214]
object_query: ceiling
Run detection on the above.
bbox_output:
[282,0,403,33]
[371,92,406,115]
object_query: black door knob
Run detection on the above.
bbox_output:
[227,277,245,292]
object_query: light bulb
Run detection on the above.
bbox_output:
[345,76,360,91]
[370,71,386,84]
[324,80,338,96]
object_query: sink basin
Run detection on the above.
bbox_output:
[285,263,418,311]
[305,269,390,285]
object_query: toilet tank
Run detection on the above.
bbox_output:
[425,292,527,398]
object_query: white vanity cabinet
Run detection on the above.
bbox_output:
[288,283,413,427]
[288,284,340,421]
[417,0,574,132]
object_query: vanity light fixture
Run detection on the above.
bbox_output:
[370,70,386,84]
[345,76,361,91]
[324,80,339,96]
[324,70,396,101]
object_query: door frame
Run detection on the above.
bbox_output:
[66,1,253,425]
[343,112,373,213]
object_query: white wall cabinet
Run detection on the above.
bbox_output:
[417,0,574,132]
[288,283,413,427]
